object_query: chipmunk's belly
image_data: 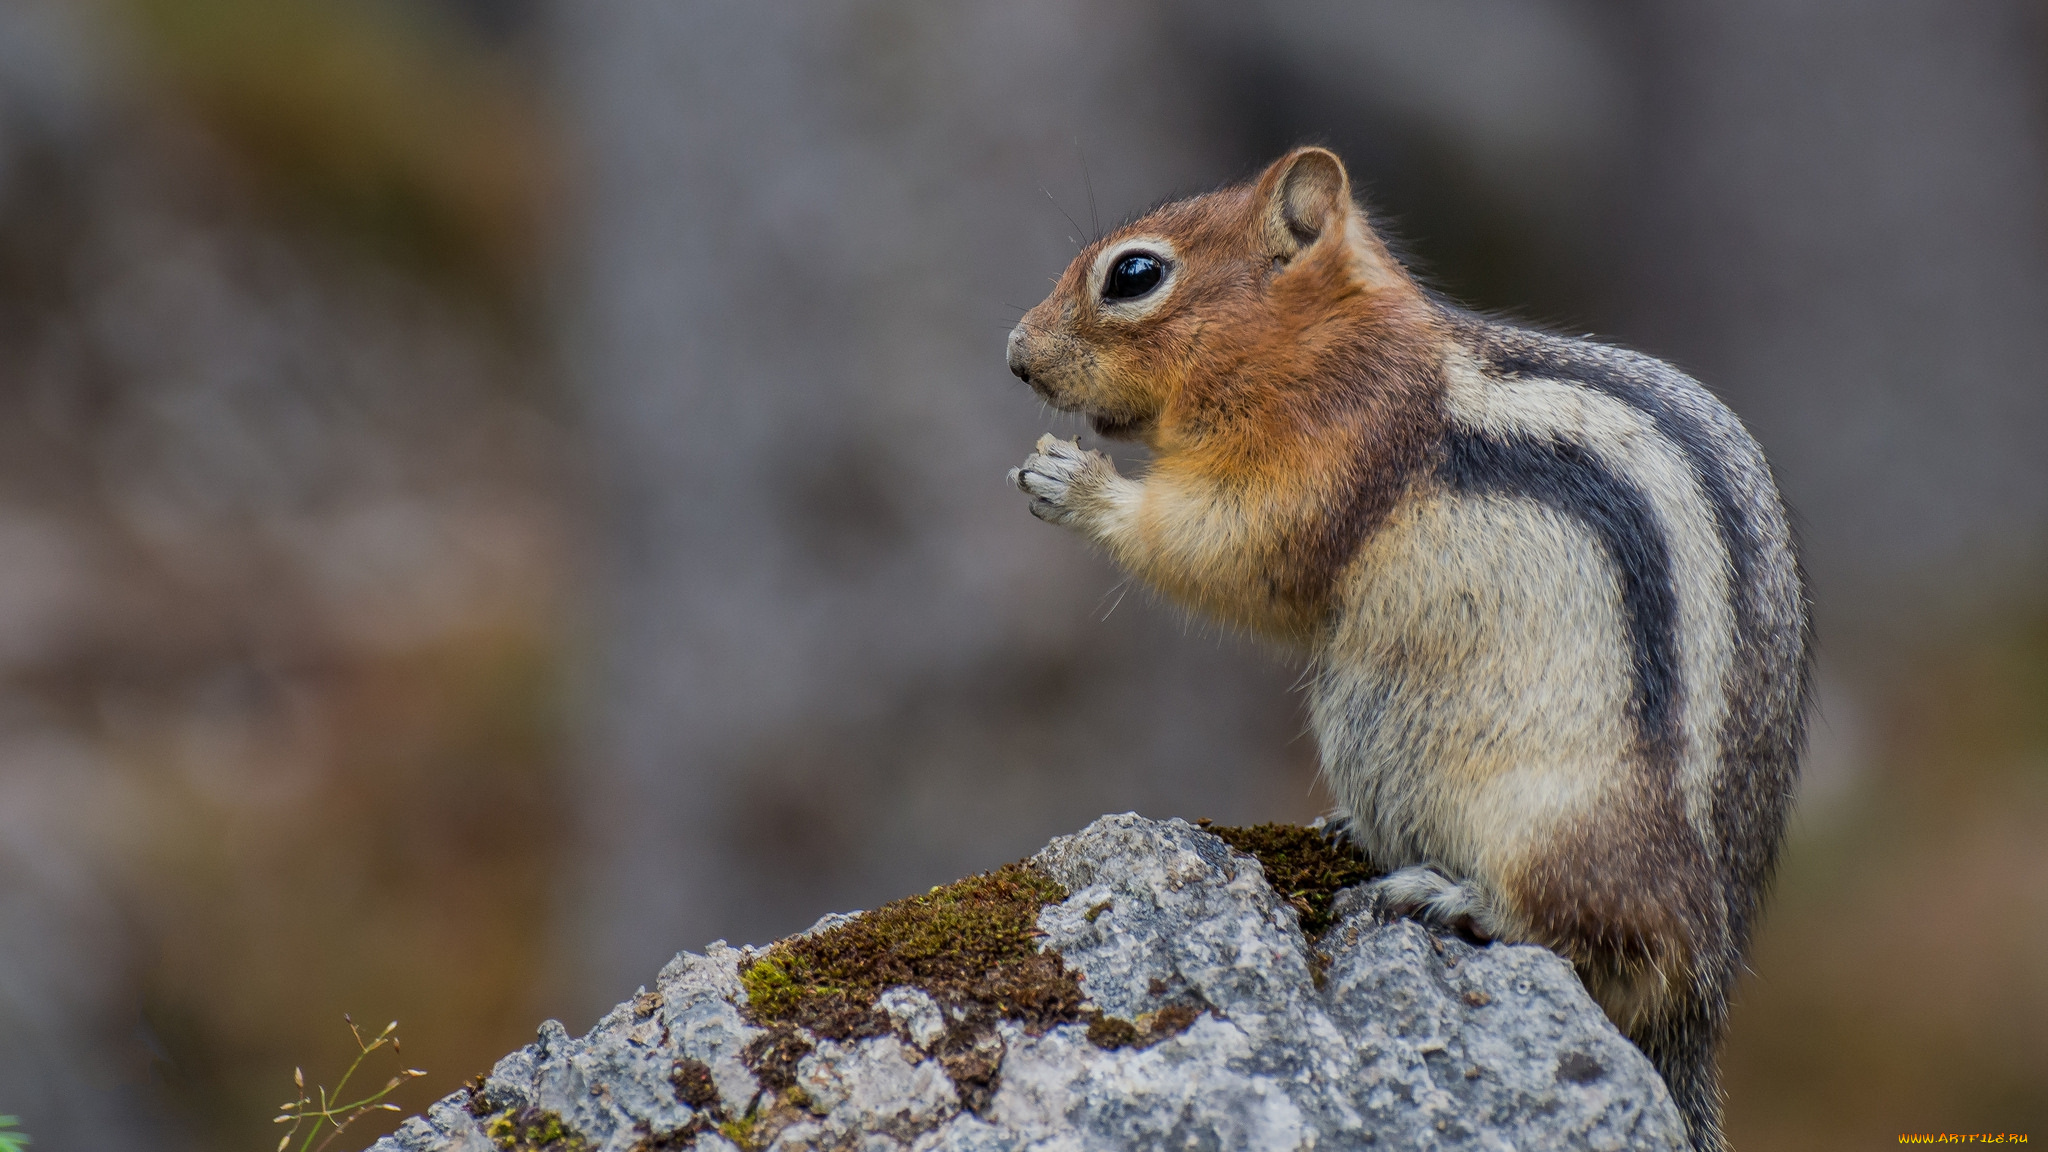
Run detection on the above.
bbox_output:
[1311,488,1640,887]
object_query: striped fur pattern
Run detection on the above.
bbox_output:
[1006,148,1812,1152]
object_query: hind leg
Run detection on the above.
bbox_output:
[1366,865,1504,943]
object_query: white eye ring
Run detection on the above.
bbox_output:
[1090,236,1180,320]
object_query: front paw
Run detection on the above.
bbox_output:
[1009,434,1110,526]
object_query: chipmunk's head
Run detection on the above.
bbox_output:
[1006,147,1418,445]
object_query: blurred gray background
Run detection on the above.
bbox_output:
[0,1,2043,1148]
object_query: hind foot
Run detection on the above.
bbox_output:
[1311,811,1355,845]
[1367,865,1501,943]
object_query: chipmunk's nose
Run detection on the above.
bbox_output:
[1006,323,1032,382]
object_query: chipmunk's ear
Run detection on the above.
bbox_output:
[1257,147,1351,259]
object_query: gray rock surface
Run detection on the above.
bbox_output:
[373,814,1688,1151]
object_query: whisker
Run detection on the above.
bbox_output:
[1076,138,1101,241]
[1042,185,1086,250]
[1095,579,1132,622]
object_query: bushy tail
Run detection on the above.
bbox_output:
[1631,996,1728,1152]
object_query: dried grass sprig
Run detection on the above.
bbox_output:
[274,1014,426,1152]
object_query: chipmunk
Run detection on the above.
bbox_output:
[1005,147,1811,1152]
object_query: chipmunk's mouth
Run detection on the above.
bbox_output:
[1088,411,1154,441]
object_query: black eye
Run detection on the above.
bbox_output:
[1103,252,1166,301]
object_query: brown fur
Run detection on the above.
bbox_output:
[1514,784,1720,1033]
[1009,155,1445,640]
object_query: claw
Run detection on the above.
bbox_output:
[1315,812,1355,844]
[1010,435,1103,526]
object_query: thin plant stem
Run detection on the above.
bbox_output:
[276,1016,425,1152]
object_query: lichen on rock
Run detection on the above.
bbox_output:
[372,814,1690,1151]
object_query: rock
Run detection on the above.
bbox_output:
[372,814,1688,1151]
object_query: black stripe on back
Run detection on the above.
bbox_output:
[1438,431,1683,767]
[1475,328,1796,941]
[1483,339,1762,643]
[1445,314,1810,963]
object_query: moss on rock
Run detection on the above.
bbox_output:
[1200,821,1377,937]
[669,1057,721,1111]
[720,822,1370,1122]
[738,861,1081,1040]
[482,1106,589,1152]
[1084,999,1208,1051]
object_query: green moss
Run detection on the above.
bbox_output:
[738,861,1081,1040]
[482,1107,589,1152]
[715,1115,759,1149]
[1200,821,1378,937]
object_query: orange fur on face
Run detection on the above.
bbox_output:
[1008,150,1449,638]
